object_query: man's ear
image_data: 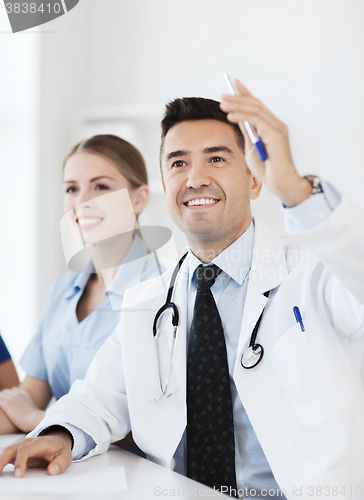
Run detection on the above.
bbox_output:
[133,185,149,215]
[250,175,262,200]
[161,178,166,193]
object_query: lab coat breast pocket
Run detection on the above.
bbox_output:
[269,316,354,426]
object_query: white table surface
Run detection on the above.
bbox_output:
[0,442,229,499]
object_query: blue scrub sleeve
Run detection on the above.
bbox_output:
[20,320,48,381]
[20,279,60,382]
[0,335,11,364]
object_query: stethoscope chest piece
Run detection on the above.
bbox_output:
[241,344,264,369]
[241,290,270,370]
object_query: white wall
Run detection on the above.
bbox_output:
[0,10,40,365]
[36,0,364,309]
[2,0,364,363]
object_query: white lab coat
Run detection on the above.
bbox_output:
[35,194,364,500]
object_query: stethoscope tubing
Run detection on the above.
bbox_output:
[153,253,271,400]
[248,290,269,348]
[153,253,188,401]
[241,290,269,369]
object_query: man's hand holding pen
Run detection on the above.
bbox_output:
[220,79,312,208]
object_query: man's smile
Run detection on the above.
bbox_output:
[184,198,220,207]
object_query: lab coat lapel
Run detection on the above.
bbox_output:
[152,257,189,397]
[235,281,268,363]
[235,219,288,371]
[135,258,188,468]
[168,257,189,402]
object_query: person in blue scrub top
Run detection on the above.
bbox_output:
[0,335,19,391]
[0,135,158,446]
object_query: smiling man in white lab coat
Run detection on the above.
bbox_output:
[1,81,364,500]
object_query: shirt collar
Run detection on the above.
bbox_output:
[187,221,255,290]
[65,234,147,301]
[66,261,94,300]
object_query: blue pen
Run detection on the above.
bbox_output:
[293,306,305,332]
[223,73,268,162]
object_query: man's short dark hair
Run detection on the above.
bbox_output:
[159,97,245,172]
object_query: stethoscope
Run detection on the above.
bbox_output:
[152,253,270,401]
[240,290,269,369]
[153,252,188,401]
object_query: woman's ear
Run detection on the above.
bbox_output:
[132,185,149,215]
[249,175,262,200]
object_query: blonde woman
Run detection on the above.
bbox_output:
[0,135,157,452]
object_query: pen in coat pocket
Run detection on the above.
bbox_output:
[293,306,305,332]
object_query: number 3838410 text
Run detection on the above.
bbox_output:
[5,3,62,14]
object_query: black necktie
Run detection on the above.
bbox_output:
[187,264,237,493]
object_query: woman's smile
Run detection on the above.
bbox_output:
[76,216,104,230]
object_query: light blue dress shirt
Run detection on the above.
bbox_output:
[49,183,341,498]
[21,235,160,400]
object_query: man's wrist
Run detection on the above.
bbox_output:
[38,425,74,450]
[280,176,313,208]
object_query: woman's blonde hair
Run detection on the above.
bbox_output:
[63,134,148,188]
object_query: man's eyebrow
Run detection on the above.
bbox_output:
[165,146,234,162]
[203,146,234,155]
[165,150,190,162]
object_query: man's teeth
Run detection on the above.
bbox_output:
[186,199,218,206]
[78,218,102,227]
